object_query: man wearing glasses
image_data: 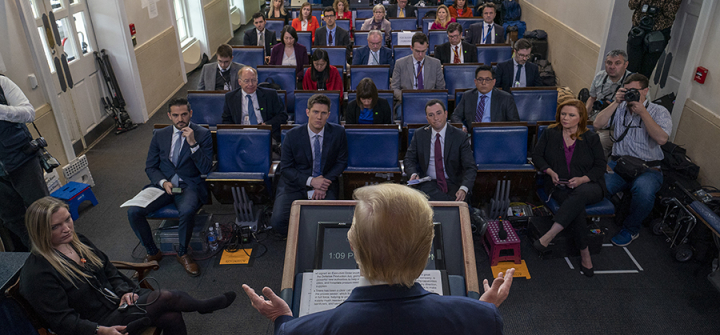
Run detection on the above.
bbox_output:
[451,65,519,131]
[494,39,541,92]
[221,66,288,142]
[352,30,394,74]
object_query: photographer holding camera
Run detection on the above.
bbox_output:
[593,73,672,247]
[0,74,50,251]
[626,0,682,78]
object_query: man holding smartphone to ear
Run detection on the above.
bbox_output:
[126,98,213,276]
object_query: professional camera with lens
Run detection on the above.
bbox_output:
[23,137,60,173]
[624,88,641,103]
[593,99,610,112]
[627,5,665,52]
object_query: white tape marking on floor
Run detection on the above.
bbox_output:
[594,270,639,274]
[565,257,575,269]
[623,247,644,271]
[602,244,614,247]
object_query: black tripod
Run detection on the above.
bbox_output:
[94,49,137,134]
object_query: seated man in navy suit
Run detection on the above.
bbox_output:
[243,183,515,334]
[221,66,288,142]
[434,22,478,64]
[494,39,542,92]
[127,98,213,276]
[352,30,394,74]
[452,64,519,131]
[404,99,476,202]
[269,94,348,235]
[243,13,277,64]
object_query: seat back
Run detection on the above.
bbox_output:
[315,46,348,72]
[472,126,528,165]
[350,65,390,90]
[355,18,365,30]
[512,88,559,122]
[444,64,481,101]
[232,46,264,68]
[476,45,512,65]
[296,31,313,54]
[187,91,225,126]
[421,18,434,35]
[294,90,341,124]
[265,20,285,41]
[428,30,448,56]
[354,31,369,46]
[389,18,419,31]
[457,17,484,31]
[355,8,374,19]
[216,129,272,174]
[417,6,438,27]
[312,8,323,27]
[347,90,394,114]
[392,30,421,46]
[335,19,351,32]
[393,46,414,60]
[402,90,448,126]
[346,128,400,171]
[281,124,303,144]
[257,66,296,116]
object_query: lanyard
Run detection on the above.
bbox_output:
[600,71,629,101]
[482,24,492,44]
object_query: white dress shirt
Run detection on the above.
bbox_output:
[482,23,495,44]
[305,124,326,186]
[512,58,527,88]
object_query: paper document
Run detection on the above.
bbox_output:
[407,176,432,185]
[120,187,164,208]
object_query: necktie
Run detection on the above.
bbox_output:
[475,95,487,122]
[328,30,333,46]
[453,46,461,64]
[247,95,258,125]
[434,133,448,193]
[399,8,405,18]
[514,64,522,87]
[312,134,321,177]
[258,31,263,46]
[371,51,379,65]
[171,131,183,186]
[416,61,424,89]
[485,25,492,44]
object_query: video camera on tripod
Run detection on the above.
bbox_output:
[628,5,666,53]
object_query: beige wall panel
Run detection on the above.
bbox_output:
[205,0,232,58]
[674,99,720,188]
[135,27,185,118]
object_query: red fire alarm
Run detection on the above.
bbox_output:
[129,23,137,47]
[695,66,708,84]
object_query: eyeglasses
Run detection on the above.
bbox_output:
[241,79,258,84]
[516,53,531,59]
[475,77,494,83]
[324,14,335,18]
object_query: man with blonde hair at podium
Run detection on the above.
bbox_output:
[243,183,515,334]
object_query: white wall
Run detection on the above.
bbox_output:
[524,0,613,46]
[125,0,175,46]
[688,8,720,115]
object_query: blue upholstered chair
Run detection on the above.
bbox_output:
[350,65,390,90]
[472,126,534,171]
[355,8,374,19]
[457,17,484,31]
[266,20,285,42]
[296,31,313,54]
[345,128,401,172]
[401,90,448,127]
[312,8,322,27]
[428,30,448,56]
[392,46,414,61]
[421,18,434,35]
[354,31,369,46]
[512,88,559,123]
[476,45,513,65]
[389,18,419,31]
[355,19,365,31]
[315,46,348,72]
[335,19,351,32]
[443,64,482,101]
[257,66,296,116]
[187,91,226,127]
[417,7,438,27]
[294,90,341,124]
[232,46,264,68]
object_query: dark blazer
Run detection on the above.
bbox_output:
[145,123,213,201]
[434,42,478,64]
[386,4,417,18]
[404,124,476,191]
[313,26,350,47]
[265,9,290,25]
[243,28,277,56]
[465,22,505,45]
[274,283,503,334]
[20,235,152,335]
[451,88,519,128]
[495,58,542,92]
[276,123,348,196]
[269,43,309,81]
[532,127,608,195]
[221,87,288,141]
[345,99,393,124]
[352,46,395,74]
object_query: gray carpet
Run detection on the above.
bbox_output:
[69,23,720,335]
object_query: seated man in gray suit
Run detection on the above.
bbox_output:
[451,65,519,131]
[405,99,476,202]
[391,33,445,102]
[197,44,244,91]
[465,3,505,45]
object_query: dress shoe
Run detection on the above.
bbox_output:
[532,239,550,253]
[580,264,594,277]
[177,254,200,276]
[144,251,163,263]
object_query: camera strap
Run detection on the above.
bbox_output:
[612,101,649,143]
[600,71,630,102]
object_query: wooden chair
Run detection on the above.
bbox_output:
[4,260,161,335]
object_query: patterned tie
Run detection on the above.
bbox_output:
[485,25,492,44]
[312,134,321,177]
[328,30,333,46]
[171,132,183,186]
[514,64,523,87]
[247,95,258,125]
[416,61,424,89]
[434,133,448,193]
[453,46,461,64]
[475,95,487,122]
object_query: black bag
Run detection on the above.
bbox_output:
[524,29,547,40]
[535,59,556,86]
[258,77,281,91]
[661,141,700,180]
[614,155,649,181]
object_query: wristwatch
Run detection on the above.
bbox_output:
[189,142,199,148]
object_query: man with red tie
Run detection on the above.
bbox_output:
[434,22,478,64]
[404,99,476,202]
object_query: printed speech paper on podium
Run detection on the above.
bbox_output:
[120,187,164,208]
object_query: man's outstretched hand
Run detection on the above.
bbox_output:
[479,268,515,308]
[242,284,292,322]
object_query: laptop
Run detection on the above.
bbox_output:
[349,0,372,9]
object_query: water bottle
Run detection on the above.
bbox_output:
[214,222,223,241]
[207,227,218,251]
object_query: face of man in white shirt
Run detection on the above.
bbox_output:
[168,104,193,130]
[323,11,336,29]
[253,17,266,33]
[425,103,448,132]
[482,7,496,24]
[448,29,462,47]
[412,42,428,62]
[368,33,383,52]
[306,102,330,133]
[239,68,258,95]
[217,55,232,71]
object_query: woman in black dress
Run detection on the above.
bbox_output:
[345,78,392,124]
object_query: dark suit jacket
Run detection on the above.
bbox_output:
[269,43,309,81]
[352,46,395,74]
[465,22,505,45]
[386,4,417,18]
[265,9,290,25]
[243,28,277,56]
[434,42,478,64]
[274,283,503,335]
[313,26,350,47]
[404,124,476,191]
[221,87,288,141]
[345,99,393,124]
[532,127,608,195]
[276,123,348,196]
[451,88,519,128]
[495,58,542,92]
[145,123,213,201]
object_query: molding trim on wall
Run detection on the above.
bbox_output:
[674,98,720,187]
[683,99,720,129]
[205,0,232,58]
[34,103,53,119]
[135,26,185,119]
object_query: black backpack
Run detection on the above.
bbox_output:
[258,77,282,91]
[661,141,700,180]
[535,59,556,86]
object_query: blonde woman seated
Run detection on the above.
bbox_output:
[266,0,290,25]
[430,5,456,30]
[361,4,392,46]
[19,197,236,335]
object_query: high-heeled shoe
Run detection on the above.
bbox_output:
[580,264,594,277]
[533,239,550,253]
